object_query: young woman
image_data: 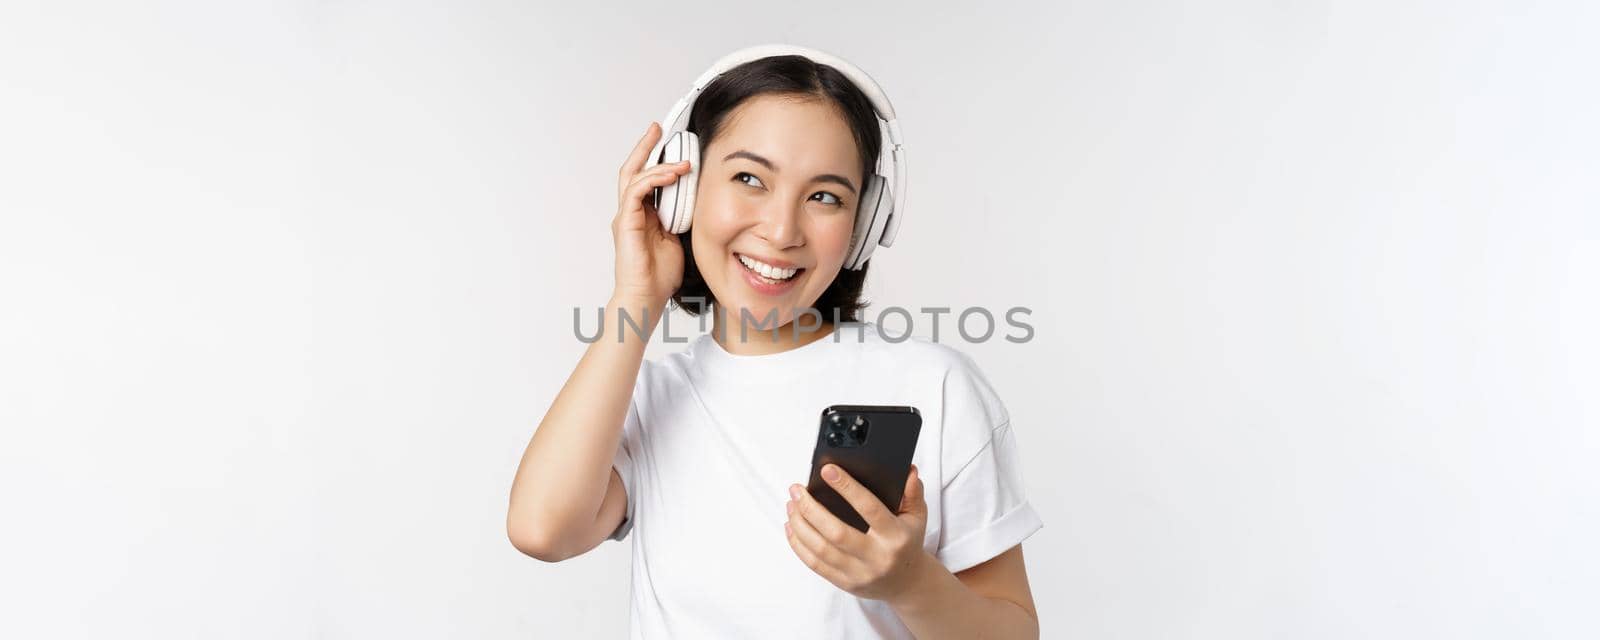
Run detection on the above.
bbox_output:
[507,47,1043,639]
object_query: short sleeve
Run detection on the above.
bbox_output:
[935,352,1044,573]
[606,396,643,542]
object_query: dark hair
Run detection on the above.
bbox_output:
[668,55,883,323]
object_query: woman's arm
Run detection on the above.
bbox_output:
[506,122,690,562]
[887,545,1039,640]
[505,296,658,562]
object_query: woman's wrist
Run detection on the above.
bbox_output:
[608,292,666,313]
[884,550,955,613]
[605,294,667,336]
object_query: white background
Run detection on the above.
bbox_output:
[3,1,1596,638]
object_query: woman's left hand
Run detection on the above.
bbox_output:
[785,463,930,602]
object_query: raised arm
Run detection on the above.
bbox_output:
[506,122,690,561]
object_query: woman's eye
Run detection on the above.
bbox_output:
[733,172,844,208]
[734,172,765,189]
[811,191,844,207]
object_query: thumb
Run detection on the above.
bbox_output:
[898,464,926,516]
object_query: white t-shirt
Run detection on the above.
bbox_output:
[608,322,1043,639]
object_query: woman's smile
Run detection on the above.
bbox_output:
[733,251,807,296]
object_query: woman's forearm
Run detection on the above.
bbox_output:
[506,296,660,559]
[887,551,1040,640]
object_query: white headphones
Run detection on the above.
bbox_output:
[643,44,907,271]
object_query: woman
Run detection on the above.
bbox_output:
[508,47,1043,639]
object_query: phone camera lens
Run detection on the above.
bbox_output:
[826,432,843,446]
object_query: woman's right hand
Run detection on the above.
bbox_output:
[611,122,693,307]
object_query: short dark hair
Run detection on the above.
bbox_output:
[668,55,884,323]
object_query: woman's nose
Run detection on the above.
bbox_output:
[754,198,805,248]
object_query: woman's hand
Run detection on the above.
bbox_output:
[612,122,693,307]
[784,463,932,602]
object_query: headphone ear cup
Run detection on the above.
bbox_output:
[843,174,889,270]
[651,131,700,235]
[678,133,700,234]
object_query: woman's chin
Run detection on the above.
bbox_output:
[724,301,789,330]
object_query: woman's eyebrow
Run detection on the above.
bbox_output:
[723,150,858,194]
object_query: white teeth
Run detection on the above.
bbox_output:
[738,254,799,280]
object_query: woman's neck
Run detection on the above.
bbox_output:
[709,305,835,356]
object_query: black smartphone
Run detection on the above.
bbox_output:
[806,405,923,533]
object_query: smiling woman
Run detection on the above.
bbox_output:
[668,54,884,328]
[507,45,1042,640]
[681,93,864,332]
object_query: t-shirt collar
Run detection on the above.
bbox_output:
[689,321,875,383]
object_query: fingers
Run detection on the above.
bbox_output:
[617,162,691,216]
[818,463,898,531]
[789,483,868,555]
[784,517,855,587]
[618,122,663,194]
[898,464,926,515]
[625,160,691,193]
[786,498,865,579]
[613,162,692,235]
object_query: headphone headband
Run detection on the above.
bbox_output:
[656,45,908,249]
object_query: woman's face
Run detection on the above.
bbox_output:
[690,93,863,330]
